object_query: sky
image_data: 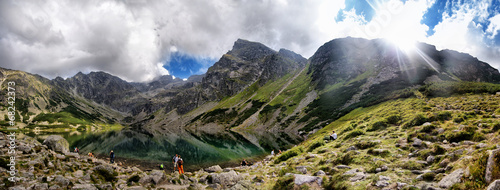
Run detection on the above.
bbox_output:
[0,0,499,81]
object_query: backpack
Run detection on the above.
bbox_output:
[178,159,183,165]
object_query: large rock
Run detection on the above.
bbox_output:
[438,169,464,188]
[72,184,98,190]
[43,135,69,154]
[54,175,70,186]
[486,149,500,183]
[93,165,115,177]
[210,170,243,187]
[139,170,165,185]
[487,180,500,190]
[294,174,322,186]
[205,165,223,173]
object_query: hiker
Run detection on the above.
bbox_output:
[278,150,282,154]
[160,163,164,170]
[330,130,337,140]
[74,147,79,154]
[172,154,179,171]
[241,159,248,166]
[88,152,94,158]
[177,155,184,174]
[110,150,115,163]
[271,150,275,156]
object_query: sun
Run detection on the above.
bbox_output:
[385,35,416,53]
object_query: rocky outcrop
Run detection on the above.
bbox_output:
[43,135,69,154]
[487,179,500,190]
[438,169,464,188]
[486,149,500,183]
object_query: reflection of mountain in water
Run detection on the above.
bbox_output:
[70,129,300,168]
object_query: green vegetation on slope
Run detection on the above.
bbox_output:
[268,91,500,190]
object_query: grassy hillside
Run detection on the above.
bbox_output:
[262,86,500,189]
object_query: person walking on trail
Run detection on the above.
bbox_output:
[241,159,248,166]
[330,130,337,141]
[177,155,184,174]
[172,154,179,171]
[110,150,115,163]
[271,150,275,156]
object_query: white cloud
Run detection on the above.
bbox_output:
[426,0,500,69]
[0,0,498,82]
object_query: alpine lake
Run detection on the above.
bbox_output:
[18,125,301,172]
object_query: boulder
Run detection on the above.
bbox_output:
[345,146,357,152]
[205,165,223,173]
[296,166,308,174]
[486,149,500,183]
[30,183,49,190]
[17,144,33,154]
[438,169,464,188]
[294,174,322,186]
[211,170,243,187]
[412,138,423,147]
[349,172,367,182]
[93,165,114,177]
[149,170,166,184]
[376,175,390,187]
[229,180,254,190]
[54,175,70,186]
[43,135,69,154]
[72,184,98,190]
[48,185,61,190]
[427,156,435,164]
[487,180,500,190]
[336,165,351,169]
[314,170,326,176]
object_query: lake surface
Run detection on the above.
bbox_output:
[25,128,301,172]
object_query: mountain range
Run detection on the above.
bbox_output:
[1,37,500,139]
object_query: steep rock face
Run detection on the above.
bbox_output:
[200,39,306,102]
[302,37,500,127]
[53,71,147,113]
[309,38,500,89]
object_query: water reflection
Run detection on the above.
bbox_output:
[26,128,301,171]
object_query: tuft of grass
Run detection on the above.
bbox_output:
[273,175,295,190]
[344,129,364,139]
[274,147,303,164]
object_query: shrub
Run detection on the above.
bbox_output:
[400,161,424,170]
[493,123,500,131]
[355,141,378,149]
[274,147,303,164]
[436,111,452,121]
[344,129,364,139]
[420,124,436,133]
[323,174,349,190]
[127,175,140,185]
[433,144,446,155]
[273,175,295,190]
[403,114,428,128]
[386,114,402,125]
[446,131,474,143]
[422,172,436,181]
[367,120,388,131]
[308,140,325,152]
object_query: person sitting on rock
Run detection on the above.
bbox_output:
[241,159,248,166]
[330,130,337,141]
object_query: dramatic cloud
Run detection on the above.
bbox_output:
[0,0,499,81]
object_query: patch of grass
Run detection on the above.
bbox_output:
[323,174,349,190]
[403,114,428,128]
[367,120,388,131]
[273,175,295,190]
[344,129,364,139]
[399,161,424,170]
[355,141,378,149]
[307,140,325,152]
[274,147,303,164]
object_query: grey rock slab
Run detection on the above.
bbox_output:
[438,169,464,188]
